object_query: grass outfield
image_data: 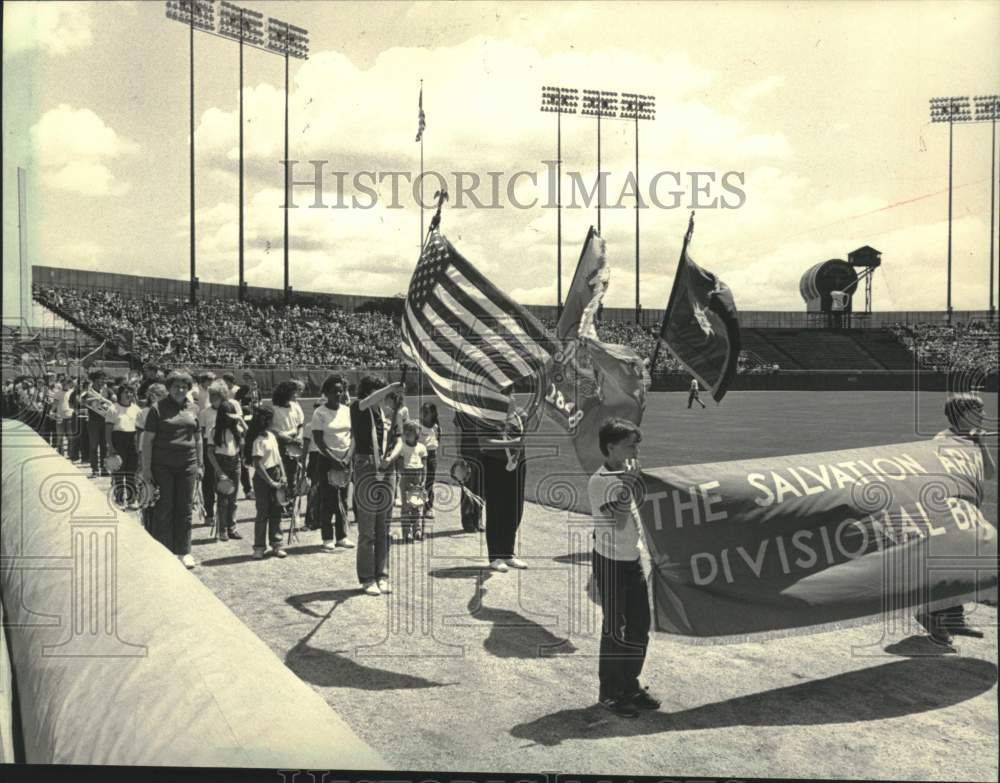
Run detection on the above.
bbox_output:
[183,391,996,779]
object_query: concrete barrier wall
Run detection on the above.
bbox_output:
[0,419,385,768]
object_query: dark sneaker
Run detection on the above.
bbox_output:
[916,613,953,645]
[598,696,638,718]
[218,529,229,542]
[227,528,242,540]
[628,687,661,710]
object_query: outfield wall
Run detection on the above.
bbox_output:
[0,420,386,768]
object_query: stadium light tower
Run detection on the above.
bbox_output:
[581,89,620,234]
[974,94,999,321]
[929,96,973,322]
[268,18,309,304]
[218,2,264,302]
[540,86,579,318]
[621,93,656,324]
[165,0,215,304]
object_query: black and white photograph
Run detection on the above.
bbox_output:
[1,2,998,781]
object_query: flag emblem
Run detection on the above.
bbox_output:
[400,231,559,422]
[415,84,426,142]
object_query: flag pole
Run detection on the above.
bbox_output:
[648,211,695,374]
[419,79,424,252]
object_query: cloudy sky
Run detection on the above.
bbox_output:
[3,0,999,321]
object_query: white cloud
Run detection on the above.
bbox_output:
[30,105,137,196]
[4,2,92,56]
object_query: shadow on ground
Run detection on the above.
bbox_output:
[509,657,998,746]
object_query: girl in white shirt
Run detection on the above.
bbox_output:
[270,380,305,515]
[418,402,440,521]
[206,399,245,542]
[245,407,287,559]
[381,420,427,541]
[309,374,354,550]
[106,384,141,509]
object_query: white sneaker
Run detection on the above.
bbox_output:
[377,579,392,594]
[336,537,355,549]
[489,558,509,573]
[322,540,337,551]
[180,554,196,569]
[505,557,528,569]
[362,581,381,596]
[272,547,288,558]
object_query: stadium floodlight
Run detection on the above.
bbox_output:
[621,94,657,323]
[540,87,579,318]
[165,0,216,303]
[580,89,620,235]
[974,95,1000,319]
[929,95,996,320]
[218,1,264,46]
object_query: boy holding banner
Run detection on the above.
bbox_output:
[588,418,660,718]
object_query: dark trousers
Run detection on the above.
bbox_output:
[425,450,437,511]
[240,462,253,495]
[111,430,138,504]
[459,447,484,533]
[687,391,704,408]
[150,461,197,555]
[309,453,347,542]
[483,453,526,561]
[593,550,651,701]
[75,414,90,462]
[279,446,298,511]
[88,415,106,473]
[253,467,284,550]
[214,453,239,533]
[202,443,216,519]
[68,413,83,461]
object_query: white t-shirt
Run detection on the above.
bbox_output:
[418,423,439,451]
[309,404,352,459]
[109,402,141,433]
[587,467,643,561]
[252,431,282,470]
[58,388,74,418]
[387,439,427,470]
[271,402,304,438]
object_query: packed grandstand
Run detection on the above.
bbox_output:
[21,278,999,377]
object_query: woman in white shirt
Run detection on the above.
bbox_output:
[309,374,354,551]
[105,384,141,509]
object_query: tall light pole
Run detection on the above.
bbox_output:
[268,18,309,304]
[929,96,973,322]
[541,86,579,318]
[166,0,215,305]
[974,95,1000,321]
[581,90,619,234]
[166,2,306,304]
[219,2,264,302]
[621,93,656,324]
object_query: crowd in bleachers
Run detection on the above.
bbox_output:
[889,321,1000,373]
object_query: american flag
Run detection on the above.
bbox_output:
[400,231,559,423]
[415,84,426,142]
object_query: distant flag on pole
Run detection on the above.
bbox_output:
[654,213,741,402]
[80,341,106,370]
[415,82,426,142]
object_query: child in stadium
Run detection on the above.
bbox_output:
[105,384,141,509]
[917,391,996,644]
[245,407,288,559]
[382,420,428,542]
[588,417,659,718]
[419,402,440,521]
[206,399,245,542]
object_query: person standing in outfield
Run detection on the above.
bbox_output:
[136,382,168,530]
[245,407,287,559]
[105,384,141,509]
[418,402,440,521]
[687,377,706,409]
[382,420,428,542]
[588,417,660,718]
[350,374,401,596]
[206,399,245,542]
[198,380,229,529]
[234,371,260,500]
[270,380,305,515]
[309,374,354,552]
[140,370,203,569]
[918,392,996,645]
